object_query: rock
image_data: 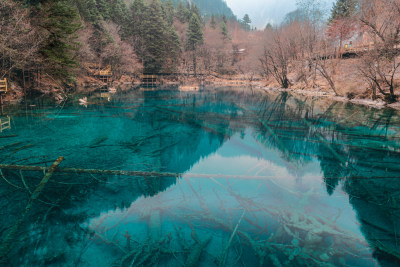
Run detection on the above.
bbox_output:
[319,253,330,261]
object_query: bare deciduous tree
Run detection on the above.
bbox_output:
[0,1,43,79]
[357,0,400,102]
[260,29,293,88]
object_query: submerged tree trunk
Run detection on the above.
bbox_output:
[0,157,64,262]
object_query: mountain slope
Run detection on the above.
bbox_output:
[226,0,296,27]
[169,0,234,17]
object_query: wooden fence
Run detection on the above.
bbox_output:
[0,79,7,94]
[313,42,375,59]
[140,74,159,86]
[342,42,374,54]
[0,116,10,132]
[86,64,113,84]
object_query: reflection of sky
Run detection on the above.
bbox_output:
[87,131,374,265]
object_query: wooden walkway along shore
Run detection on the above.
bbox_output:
[314,42,400,59]
[140,74,159,86]
[0,116,10,133]
[313,42,375,59]
[0,79,7,94]
[99,66,113,84]
[0,78,7,105]
[86,64,113,84]
[342,42,374,55]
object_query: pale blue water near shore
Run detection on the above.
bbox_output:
[0,87,400,266]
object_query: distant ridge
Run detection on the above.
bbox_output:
[167,0,235,17]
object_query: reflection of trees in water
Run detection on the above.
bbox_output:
[317,106,400,265]
[123,92,400,265]
[0,89,260,265]
[253,93,314,166]
[1,89,400,265]
[253,93,400,264]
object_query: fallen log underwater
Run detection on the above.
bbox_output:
[0,157,64,263]
[0,163,271,180]
[0,162,400,180]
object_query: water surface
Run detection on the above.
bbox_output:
[0,87,400,266]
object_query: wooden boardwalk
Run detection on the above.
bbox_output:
[342,42,374,55]
[86,64,113,84]
[140,74,159,86]
[314,42,400,59]
[0,79,7,94]
[0,116,10,132]
[313,42,374,59]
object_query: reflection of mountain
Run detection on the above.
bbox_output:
[0,89,246,265]
[346,180,400,266]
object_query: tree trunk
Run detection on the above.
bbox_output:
[193,51,197,76]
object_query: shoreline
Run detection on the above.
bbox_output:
[260,86,400,111]
[2,76,400,111]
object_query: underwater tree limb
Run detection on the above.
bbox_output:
[0,169,23,190]
[0,163,396,180]
[0,157,64,263]
[219,209,246,267]
[0,164,273,180]
[0,135,18,138]
[19,170,32,194]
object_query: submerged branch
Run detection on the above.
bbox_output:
[0,157,64,263]
[0,163,398,180]
[0,164,273,180]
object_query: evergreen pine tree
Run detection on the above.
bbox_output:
[141,0,170,73]
[265,23,272,31]
[222,15,227,24]
[210,14,216,29]
[186,13,203,75]
[220,21,229,40]
[186,13,203,51]
[329,0,357,22]
[96,0,110,21]
[75,0,101,23]
[123,0,145,53]
[242,14,251,31]
[190,5,202,23]
[40,0,81,83]
[111,0,129,25]
[87,0,101,22]
[185,1,191,14]
[163,0,175,26]
[130,0,146,32]
[176,1,190,23]
[166,25,182,72]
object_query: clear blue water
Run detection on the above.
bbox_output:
[0,87,400,266]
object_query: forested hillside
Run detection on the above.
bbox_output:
[3,0,397,106]
[1,0,253,97]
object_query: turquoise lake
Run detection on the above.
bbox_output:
[0,87,400,266]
